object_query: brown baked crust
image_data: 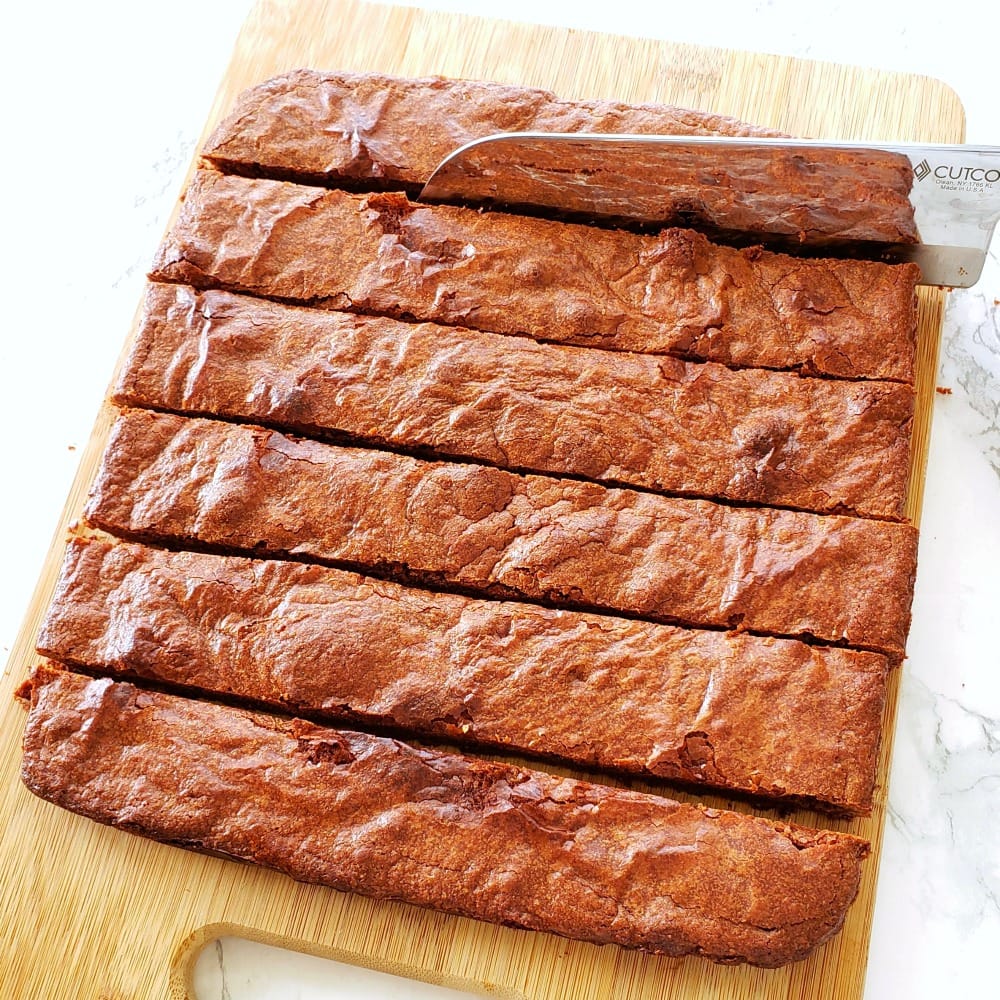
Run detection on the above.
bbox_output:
[117,283,914,519]
[84,409,918,657]
[38,537,888,813]
[19,666,870,967]
[203,69,784,188]
[150,171,919,383]
[200,69,917,243]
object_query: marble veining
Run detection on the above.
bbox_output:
[888,676,1000,924]
[212,939,233,1000]
[940,250,1000,480]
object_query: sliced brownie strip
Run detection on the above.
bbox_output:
[150,171,919,383]
[118,283,914,519]
[19,666,870,967]
[84,409,918,657]
[201,69,917,244]
[38,537,888,814]
[202,70,783,189]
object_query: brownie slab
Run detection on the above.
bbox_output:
[202,69,783,189]
[38,537,889,813]
[150,170,919,383]
[19,666,870,967]
[84,409,917,657]
[117,282,914,519]
[202,69,918,244]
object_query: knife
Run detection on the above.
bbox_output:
[420,134,1000,288]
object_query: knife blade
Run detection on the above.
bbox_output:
[420,134,1000,287]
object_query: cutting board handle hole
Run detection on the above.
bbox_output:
[175,927,525,1000]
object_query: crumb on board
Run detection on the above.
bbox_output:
[936,386,953,395]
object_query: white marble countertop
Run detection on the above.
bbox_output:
[2,1,997,997]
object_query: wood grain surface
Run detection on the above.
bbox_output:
[0,1,964,998]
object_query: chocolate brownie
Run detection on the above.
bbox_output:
[150,171,919,383]
[38,537,889,813]
[19,666,871,967]
[117,283,914,519]
[202,69,784,190]
[201,70,917,243]
[84,409,918,657]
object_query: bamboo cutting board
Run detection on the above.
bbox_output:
[0,1,965,998]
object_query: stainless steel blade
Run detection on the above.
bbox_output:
[420,134,1000,287]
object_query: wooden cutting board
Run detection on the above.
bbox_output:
[0,1,964,998]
